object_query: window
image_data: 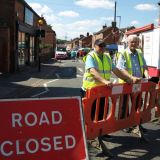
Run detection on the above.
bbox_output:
[25,7,33,26]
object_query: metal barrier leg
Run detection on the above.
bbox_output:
[98,136,114,158]
[132,125,150,142]
[88,139,101,150]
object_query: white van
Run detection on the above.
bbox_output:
[55,47,68,60]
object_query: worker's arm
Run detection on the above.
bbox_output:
[113,68,141,83]
[89,68,112,86]
[144,68,150,79]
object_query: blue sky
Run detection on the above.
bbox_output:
[25,0,160,40]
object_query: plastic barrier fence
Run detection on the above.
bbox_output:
[155,81,160,117]
[82,81,158,140]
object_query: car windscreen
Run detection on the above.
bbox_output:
[57,47,66,52]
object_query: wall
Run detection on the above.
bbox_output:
[0,0,16,73]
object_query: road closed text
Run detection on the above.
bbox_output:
[0,111,76,157]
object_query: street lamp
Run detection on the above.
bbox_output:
[37,18,44,72]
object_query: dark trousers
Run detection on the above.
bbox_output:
[120,94,142,119]
[80,89,106,121]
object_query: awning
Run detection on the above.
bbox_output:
[106,44,118,50]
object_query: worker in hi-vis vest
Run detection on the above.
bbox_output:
[81,39,140,139]
[116,34,149,134]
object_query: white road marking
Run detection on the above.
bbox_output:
[31,74,60,97]
[78,67,83,73]
[77,74,83,77]
[55,73,60,78]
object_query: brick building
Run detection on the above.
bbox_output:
[92,25,120,48]
[0,0,56,73]
[79,33,92,48]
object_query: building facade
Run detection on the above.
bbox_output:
[92,25,120,48]
[0,0,56,73]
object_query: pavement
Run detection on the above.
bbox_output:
[0,59,58,99]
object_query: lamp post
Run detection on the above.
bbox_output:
[37,19,43,72]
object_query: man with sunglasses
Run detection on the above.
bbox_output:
[81,39,140,98]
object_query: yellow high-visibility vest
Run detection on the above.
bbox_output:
[82,55,87,62]
[119,49,144,83]
[82,51,112,90]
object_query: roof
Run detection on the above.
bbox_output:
[80,34,92,41]
[125,24,154,35]
[94,26,112,35]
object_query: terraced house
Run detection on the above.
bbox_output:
[0,0,56,73]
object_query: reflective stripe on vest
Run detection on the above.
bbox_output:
[82,51,112,90]
[119,49,144,83]
[82,55,87,62]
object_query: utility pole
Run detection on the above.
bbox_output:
[114,1,117,24]
[112,1,117,28]
[158,1,160,26]
[112,1,117,44]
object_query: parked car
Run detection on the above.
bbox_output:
[78,48,91,57]
[70,48,79,59]
[55,47,68,60]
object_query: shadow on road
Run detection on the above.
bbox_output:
[88,128,160,160]
[0,61,79,99]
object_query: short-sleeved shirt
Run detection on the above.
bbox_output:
[85,50,115,71]
[116,48,147,77]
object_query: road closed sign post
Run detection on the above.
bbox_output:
[0,97,88,160]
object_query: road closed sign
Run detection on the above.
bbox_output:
[0,97,88,160]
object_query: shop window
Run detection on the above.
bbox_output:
[30,36,35,63]
[18,32,25,66]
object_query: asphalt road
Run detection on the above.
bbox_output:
[23,60,160,159]
[1,59,160,159]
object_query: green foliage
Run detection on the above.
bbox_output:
[47,24,52,29]
[57,39,68,44]
[40,43,53,49]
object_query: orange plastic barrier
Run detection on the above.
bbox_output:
[82,81,157,140]
[155,81,160,117]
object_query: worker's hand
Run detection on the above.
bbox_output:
[131,76,141,83]
[104,80,113,87]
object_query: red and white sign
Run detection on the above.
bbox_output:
[0,97,88,160]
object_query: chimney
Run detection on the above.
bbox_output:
[103,25,107,29]
[80,34,84,38]
[87,32,89,36]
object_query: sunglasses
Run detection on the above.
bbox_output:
[98,44,106,48]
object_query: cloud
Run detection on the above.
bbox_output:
[130,20,139,25]
[75,0,114,9]
[28,2,109,39]
[100,16,114,21]
[29,2,58,23]
[58,11,79,17]
[135,4,157,11]
[52,19,101,39]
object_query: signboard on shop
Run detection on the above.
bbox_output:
[0,97,88,160]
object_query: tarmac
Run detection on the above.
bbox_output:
[0,60,160,159]
[0,60,58,99]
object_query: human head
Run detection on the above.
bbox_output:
[94,39,106,54]
[127,34,139,52]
